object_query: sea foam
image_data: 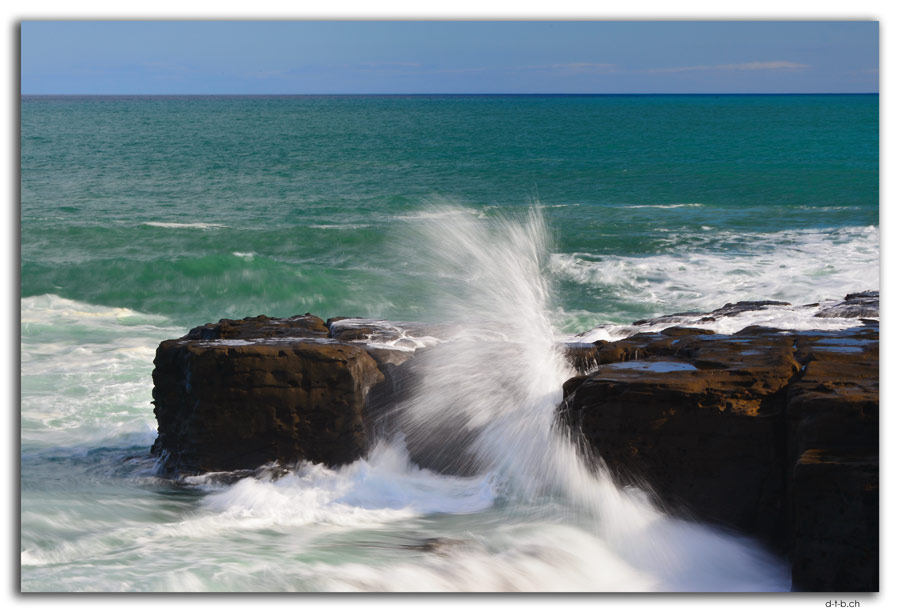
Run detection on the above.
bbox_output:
[550,224,879,327]
[21,295,179,450]
[143,221,226,230]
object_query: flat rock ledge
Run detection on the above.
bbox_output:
[150,293,878,592]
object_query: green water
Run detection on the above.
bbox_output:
[20,94,878,592]
[22,94,878,329]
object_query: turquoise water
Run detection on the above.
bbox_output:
[20,95,878,592]
[22,94,878,328]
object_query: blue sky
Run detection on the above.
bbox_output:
[21,21,879,94]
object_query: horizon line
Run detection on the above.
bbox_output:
[21,92,879,96]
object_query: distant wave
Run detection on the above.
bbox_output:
[308,224,371,230]
[396,209,482,221]
[143,222,227,230]
[622,203,704,209]
[21,293,165,325]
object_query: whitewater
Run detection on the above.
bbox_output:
[21,205,882,592]
[20,93,879,593]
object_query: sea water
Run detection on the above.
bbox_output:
[20,94,878,591]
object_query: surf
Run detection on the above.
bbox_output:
[157,203,790,591]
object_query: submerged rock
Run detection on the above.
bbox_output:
[631,300,790,326]
[559,322,878,591]
[814,290,879,319]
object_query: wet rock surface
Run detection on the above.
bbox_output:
[576,291,879,343]
[560,320,878,592]
[814,291,880,320]
[632,300,792,326]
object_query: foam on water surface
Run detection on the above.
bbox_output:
[142,221,227,230]
[622,203,705,209]
[20,94,878,592]
[352,205,791,591]
[21,207,798,592]
[572,300,876,344]
[550,224,878,331]
[21,295,182,451]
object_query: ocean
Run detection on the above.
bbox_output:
[20,94,879,591]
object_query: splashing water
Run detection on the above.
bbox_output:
[365,204,790,591]
[23,94,876,592]
[21,205,791,592]
[390,206,571,486]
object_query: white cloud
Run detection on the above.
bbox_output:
[647,61,809,73]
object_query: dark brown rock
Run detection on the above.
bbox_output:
[359,346,417,441]
[151,317,383,475]
[786,329,879,591]
[790,449,878,592]
[562,327,799,550]
[151,315,449,477]
[559,322,878,591]
[184,313,329,340]
[564,327,717,375]
[704,300,792,319]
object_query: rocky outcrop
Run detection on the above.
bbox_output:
[786,328,879,591]
[562,325,796,549]
[151,314,449,476]
[559,320,878,592]
[151,295,878,591]
[151,315,385,475]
